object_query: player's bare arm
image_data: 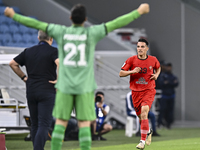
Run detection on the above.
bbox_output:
[9,59,27,82]
[119,67,141,77]
[150,67,161,80]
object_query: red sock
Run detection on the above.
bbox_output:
[140,119,149,141]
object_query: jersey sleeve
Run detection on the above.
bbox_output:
[13,13,48,32]
[105,10,140,33]
[153,57,160,69]
[47,24,65,42]
[121,57,132,71]
[104,105,110,114]
[13,50,26,66]
[89,24,107,43]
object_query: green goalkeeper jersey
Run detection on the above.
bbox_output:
[47,24,106,94]
[12,9,140,94]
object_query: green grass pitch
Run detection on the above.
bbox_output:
[5,128,200,150]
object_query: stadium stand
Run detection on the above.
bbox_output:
[12,33,23,43]
[0,0,4,6]
[3,17,14,25]
[0,2,55,48]
[0,6,6,15]
[16,41,27,48]
[28,28,38,35]
[12,6,20,14]
[2,33,12,45]
[0,15,7,24]
[0,51,28,127]
[0,24,10,34]
[0,34,4,43]
[31,34,39,43]
[19,25,31,34]
[52,40,58,48]
[6,42,17,47]
[108,28,147,50]
[9,24,20,35]
[22,33,32,43]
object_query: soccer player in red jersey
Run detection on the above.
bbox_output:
[119,38,161,149]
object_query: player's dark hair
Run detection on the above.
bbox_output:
[95,91,104,97]
[138,38,149,46]
[38,30,51,41]
[71,4,86,24]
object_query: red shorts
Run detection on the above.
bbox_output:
[131,89,156,116]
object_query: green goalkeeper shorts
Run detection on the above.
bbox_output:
[52,90,96,121]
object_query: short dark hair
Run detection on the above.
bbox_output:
[71,4,86,24]
[138,38,149,46]
[95,91,104,97]
[38,30,51,41]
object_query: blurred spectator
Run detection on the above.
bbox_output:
[51,115,79,141]
[157,62,179,129]
[156,60,167,89]
[91,91,112,141]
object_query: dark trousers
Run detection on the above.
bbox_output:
[158,97,174,127]
[27,92,55,150]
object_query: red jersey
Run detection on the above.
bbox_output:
[121,55,160,91]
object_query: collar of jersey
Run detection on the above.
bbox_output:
[137,55,148,60]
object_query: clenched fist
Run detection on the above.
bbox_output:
[132,67,141,74]
[4,7,15,18]
[137,3,150,15]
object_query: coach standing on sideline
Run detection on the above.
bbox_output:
[9,30,59,150]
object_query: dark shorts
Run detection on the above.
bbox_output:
[96,122,107,132]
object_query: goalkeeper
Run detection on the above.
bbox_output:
[4,3,149,150]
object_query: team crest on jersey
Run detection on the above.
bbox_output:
[136,77,148,85]
[149,66,152,70]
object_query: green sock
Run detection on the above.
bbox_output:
[79,127,92,150]
[51,124,65,150]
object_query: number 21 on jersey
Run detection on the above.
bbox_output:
[63,43,87,67]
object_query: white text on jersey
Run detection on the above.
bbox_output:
[64,34,87,41]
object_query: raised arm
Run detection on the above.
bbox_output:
[4,7,48,32]
[105,3,150,33]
